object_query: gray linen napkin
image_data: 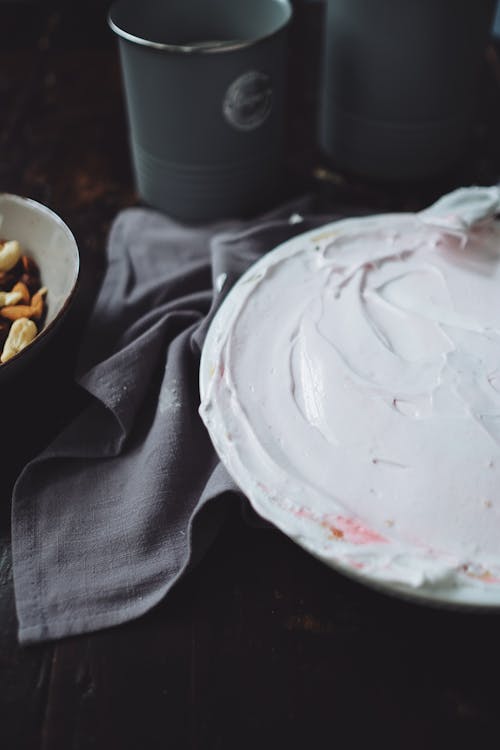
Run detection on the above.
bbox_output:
[12,199,329,644]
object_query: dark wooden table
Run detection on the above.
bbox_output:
[2,2,500,748]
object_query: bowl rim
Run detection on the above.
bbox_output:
[0,193,80,369]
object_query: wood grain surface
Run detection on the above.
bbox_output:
[2,2,500,748]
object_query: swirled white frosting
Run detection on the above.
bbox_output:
[200,187,500,593]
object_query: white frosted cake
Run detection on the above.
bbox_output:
[200,187,500,604]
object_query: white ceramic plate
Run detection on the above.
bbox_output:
[200,216,500,610]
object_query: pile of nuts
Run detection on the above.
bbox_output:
[0,239,47,363]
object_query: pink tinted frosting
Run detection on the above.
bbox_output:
[200,188,500,590]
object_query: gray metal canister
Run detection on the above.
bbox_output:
[109,0,292,221]
[319,0,496,181]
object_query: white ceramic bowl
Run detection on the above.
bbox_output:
[0,193,80,374]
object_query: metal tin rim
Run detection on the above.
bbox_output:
[108,1,293,54]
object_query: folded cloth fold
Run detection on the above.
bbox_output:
[12,198,329,644]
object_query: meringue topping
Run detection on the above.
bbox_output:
[200,188,500,591]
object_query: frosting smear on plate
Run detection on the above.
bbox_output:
[200,187,500,595]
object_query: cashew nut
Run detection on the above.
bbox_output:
[0,240,22,272]
[1,304,33,321]
[0,290,22,307]
[31,286,47,319]
[11,281,30,304]
[1,317,37,362]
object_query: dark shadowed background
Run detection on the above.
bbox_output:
[2,1,500,748]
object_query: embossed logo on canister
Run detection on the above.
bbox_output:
[223,71,273,131]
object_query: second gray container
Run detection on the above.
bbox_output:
[319,0,496,181]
